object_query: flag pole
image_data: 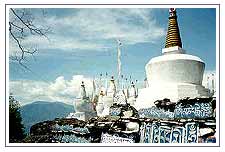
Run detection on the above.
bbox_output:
[117,39,122,91]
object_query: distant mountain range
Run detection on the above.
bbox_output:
[20,101,74,134]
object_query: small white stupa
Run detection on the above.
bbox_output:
[96,76,116,117]
[67,81,94,121]
[127,81,138,106]
[74,81,91,111]
[135,8,210,109]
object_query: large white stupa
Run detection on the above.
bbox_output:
[135,8,210,109]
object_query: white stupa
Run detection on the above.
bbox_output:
[127,82,138,106]
[67,81,94,121]
[135,8,210,109]
[96,76,116,117]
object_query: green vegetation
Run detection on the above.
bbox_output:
[9,94,26,142]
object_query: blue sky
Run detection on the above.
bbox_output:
[9,8,216,104]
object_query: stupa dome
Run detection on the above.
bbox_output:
[135,8,209,109]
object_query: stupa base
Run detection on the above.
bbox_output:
[135,83,210,110]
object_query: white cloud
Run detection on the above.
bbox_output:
[9,8,166,55]
[9,71,217,106]
[9,75,93,105]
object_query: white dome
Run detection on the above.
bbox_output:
[145,53,205,85]
[148,53,204,64]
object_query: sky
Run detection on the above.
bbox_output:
[8,8,216,105]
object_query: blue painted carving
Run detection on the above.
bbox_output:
[185,122,199,143]
[73,127,90,134]
[52,134,63,142]
[139,100,213,119]
[53,124,90,134]
[101,133,134,143]
[53,124,73,131]
[175,102,213,119]
[128,134,135,140]
[139,122,146,143]
[170,126,185,143]
[110,107,122,116]
[53,134,90,143]
[138,107,174,119]
[151,122,160,143]
[144,123,152,143]
[159,126,171,143]
[205,136,216,143]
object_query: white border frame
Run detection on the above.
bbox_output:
[4,4,220,147]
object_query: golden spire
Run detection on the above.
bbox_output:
[165,8,182,48]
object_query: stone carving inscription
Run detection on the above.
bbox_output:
[139,122,146,143]
[159,126,171,143]
[53,134,90,143]
[138,107,174,119]
[185,122,199,143]
[144,123,152,143]
[151,122,160,143]
[139,121,200,143]
[101,133,134,143]
[175,102,212,119]
[109,107,121,116]
[170,127,185,143]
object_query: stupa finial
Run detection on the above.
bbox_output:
[165,8,182,48]
[169,8,177,17]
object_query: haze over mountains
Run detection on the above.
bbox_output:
[20,101,74,133]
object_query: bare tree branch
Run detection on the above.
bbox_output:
[9,8,51,70]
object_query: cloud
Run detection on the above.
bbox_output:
[9,8,166,55]
[9,70,217,106]
[9,75,93,105]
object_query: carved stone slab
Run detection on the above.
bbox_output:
[175,102,213,119]
[109,107,122,116]
[185,122,199,143]
[151,122,160,143]
[139,122,146,143]
[138,107,174,119]
[144,123,152,143]
[170,126,185,143]
[101,133,134,143]
[159,126,171,143]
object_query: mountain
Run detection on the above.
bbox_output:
[20,101,74,134]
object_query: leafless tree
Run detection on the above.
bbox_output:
[9,8,51,70]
